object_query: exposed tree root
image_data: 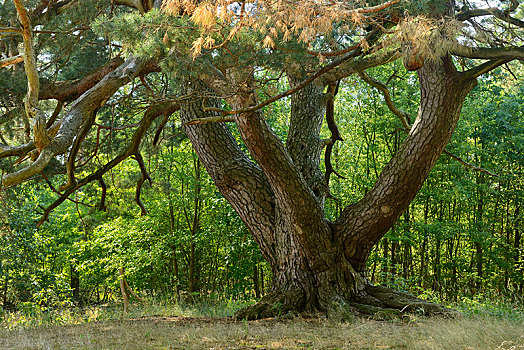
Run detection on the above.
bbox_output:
[355,285,460,317]
[235,284,460,321]
[235,288,306,321]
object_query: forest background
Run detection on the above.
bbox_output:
[0,0,522,327]
[1,59,522,321]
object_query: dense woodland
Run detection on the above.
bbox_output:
[0,0,523,319]
[1,61,522,312]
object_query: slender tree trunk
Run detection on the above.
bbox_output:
[253,264,260,298]
[70,263,80,303]
[119,267,129,312]
[187,156,202,295]
[402,209,411,281]
[514,204,522,292]
[260,266,265,295]
[168,201,180,295]
[1,270,8,307]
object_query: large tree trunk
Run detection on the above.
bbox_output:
[181,56,475,319]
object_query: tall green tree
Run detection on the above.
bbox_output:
[1,0,522,318]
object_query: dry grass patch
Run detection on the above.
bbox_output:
[1,315,523,349]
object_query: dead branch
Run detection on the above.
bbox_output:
[153,105,180,145]
[46,101,64,128]
[134,152,152,216]
[324,82,346,186]
[442,150,498,177]
[358,71,411,130]
[60,110,98,192]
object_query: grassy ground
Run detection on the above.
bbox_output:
[1,314,523,349]
[1,300,523,349]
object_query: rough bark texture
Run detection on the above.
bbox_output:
[286,75,328,205]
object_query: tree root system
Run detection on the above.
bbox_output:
[235,284,460,321]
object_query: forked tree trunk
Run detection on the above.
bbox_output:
[181,56,476,319]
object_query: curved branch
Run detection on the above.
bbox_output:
[47,101,64,128]
[359,69,498,177]
[442,150,498,177]
[324,82,345,186]
[457,5,524,28]
[235,106,333,272]
[60,110,97,191]
[335,57,478,272]
[153,112,171,145]
[0,55,23,68]
[39,57,126,102]
[462,58,512,80]
[0,141,35,159]
[451,45,524,61]
[134,152,152,216]
[358,71,411,130]
[2,147,54,188]
[13,0,50,150]
[180,95,278,266]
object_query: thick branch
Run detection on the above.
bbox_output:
[457,5,524,28]
[0,55,23,68]
[359,70,498,177]
[235,106,333,272]
[286,73,328,203]
[335,57,478,271]
[0,141,35,159]
[451,45,524,61]
[39,57,126,101]
[462,58,512,79]
[1,148,54,189]
[13,0,50,151]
